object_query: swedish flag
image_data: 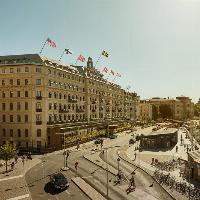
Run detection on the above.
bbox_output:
[102,50,109,57]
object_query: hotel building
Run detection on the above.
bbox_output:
[0,54,139,150]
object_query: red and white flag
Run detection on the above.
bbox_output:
[46,38,56,48]
[102,67,109,73]
[77,54,85,62]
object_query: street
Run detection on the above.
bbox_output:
[26,127,174,200]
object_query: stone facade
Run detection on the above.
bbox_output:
[147,96,194,120]
[138,100,152,122]
[0,54,139,150]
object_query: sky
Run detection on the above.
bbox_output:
[0,0,200,102]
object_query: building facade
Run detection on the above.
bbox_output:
[146,96,194,121]
[0,54,139,150]
[138,100,152,122]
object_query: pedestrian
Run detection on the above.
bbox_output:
[22,155,25,166]
[15,155,18,163]
[75,161,79,171]
[11,162,15,170]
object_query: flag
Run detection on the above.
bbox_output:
[110,70,115,75]
[102,67,109,73]
[102,50,109,57]
[65,48,73,54]
[117,72,121,77]
[77,54,85,62]
[46,38,56,48]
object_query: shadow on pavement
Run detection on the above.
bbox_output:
[44,182,58,195]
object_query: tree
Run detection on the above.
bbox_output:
[159,104,173,119]
[152,105,159,120]
[0,144,16,173]
[194,104,200,117]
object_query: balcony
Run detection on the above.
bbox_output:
[36,108,42,112]
[59,109,69,113]
[106,109,110,112]
[76,108,85,113]
[91,109,96,112]
[68,98,78,103]
[36,121,42,125]
[36,96,42,100]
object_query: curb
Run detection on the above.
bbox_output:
[117,149,176,200]
[71,177,106,200]
[83,153,117,176]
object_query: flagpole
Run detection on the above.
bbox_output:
[94,53,102,68]
[59,50,65,61]
[112,74,118,82]
[74,59,78,65]
[39,39,47,55]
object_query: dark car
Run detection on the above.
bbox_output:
[50,173,69,191]
[129,138,135,144]
[106,134,117,139]
[94,139,103,145]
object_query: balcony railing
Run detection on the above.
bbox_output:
[36,96,42,100]
[68,98,78,103]
[92,109,96,112]
[76,108,85,113]
[36,108,42,112]
[59,109,69,113]
[36,121,42,125]
[92,100,96,104]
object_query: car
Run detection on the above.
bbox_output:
[129,138,135,144]
[94,139,103,145]
[50,173,69,191]
[108,134,117,139]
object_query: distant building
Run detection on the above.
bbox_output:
[138,100,152,122]
[147,96,194,121]
[0,54,139,150]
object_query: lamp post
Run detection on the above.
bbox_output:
[103,145,121,200]
[117,158,120,174]
[56,132,69,171]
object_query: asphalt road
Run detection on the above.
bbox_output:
[26,127,174,200]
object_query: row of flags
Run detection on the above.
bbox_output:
[40,37,121,80]
[102,67,121,77]
[43,37,109,64]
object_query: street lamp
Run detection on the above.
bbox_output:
[56,132,69,171]
[117,158,120,174]
[102,145,121,200]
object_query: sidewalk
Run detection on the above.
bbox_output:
[0,157,41,200]
[123,128,194,200]
[72,177,106,200]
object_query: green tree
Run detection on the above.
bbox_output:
[152,105,159,120]
[0,144,16,173]
[194,104,200,117]
[159,104,173,119]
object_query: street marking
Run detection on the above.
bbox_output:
[82,176,93,179]
[0,174,23,182]
[6,194,29,200]
[65,190,71,195]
